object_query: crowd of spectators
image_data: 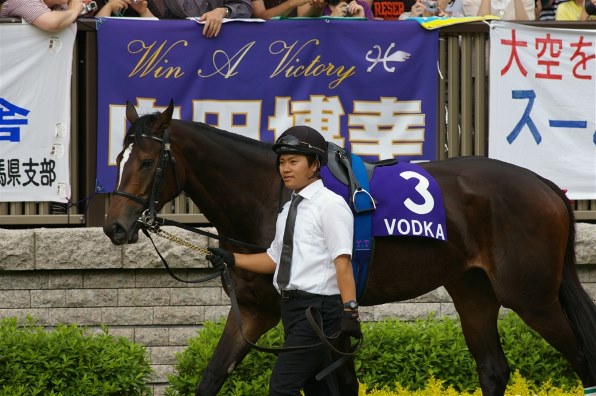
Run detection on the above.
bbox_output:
[0,0,594,35]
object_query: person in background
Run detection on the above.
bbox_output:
[251,0,310,18]
[443,0,463,15]
[556,0,595,19]
[536,0,563,19]
[399,0,461,18]
[321,0,374,18]
[93,0,154,16]
[110,0,250,37]
[206,125,360,396]
[297,0,372,17]
[296,0,324,15]
[0,0,85,32]
[461,0,535,19]
[400,0,438,17]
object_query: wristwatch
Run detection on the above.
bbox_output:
[222,6,231,18]
[343,300,358,310]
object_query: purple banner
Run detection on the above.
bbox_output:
[96,18,439,192]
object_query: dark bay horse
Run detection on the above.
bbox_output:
[103,102,596,396]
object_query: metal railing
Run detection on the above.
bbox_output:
[0,19,594,226]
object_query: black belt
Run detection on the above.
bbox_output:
[280,289,319,299]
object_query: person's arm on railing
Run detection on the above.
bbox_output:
[513,0,532,19]
[297,0,325,16]
[251,0,310,19]
[33,0,84,32]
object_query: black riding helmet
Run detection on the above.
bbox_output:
[272,125,328,166]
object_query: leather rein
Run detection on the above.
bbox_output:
[110,128,361,379]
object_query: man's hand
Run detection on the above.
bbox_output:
[130,0,154,17]
[95,0,129,16]
[198,7,226,38]
[68,0,86,15]
[341,309,362,338]
[206,247,235,270]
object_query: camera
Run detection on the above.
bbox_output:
[586,0,596,15]
[81,0,97,14]
[422,0,438,14]
[339,2,352,14]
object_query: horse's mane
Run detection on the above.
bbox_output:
[185,119,272,151]
[125,112,272,152]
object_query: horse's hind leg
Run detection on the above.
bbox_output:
[446,268,509,396]
[513,301,593,385]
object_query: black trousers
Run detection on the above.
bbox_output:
[269,293,343,396]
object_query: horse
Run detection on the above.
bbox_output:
[103,101,596,396]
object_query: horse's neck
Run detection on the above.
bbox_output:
[177,123,284,245]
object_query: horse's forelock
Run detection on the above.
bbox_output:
[124,113,161,149]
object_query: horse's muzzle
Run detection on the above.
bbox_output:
[103,220,140,245]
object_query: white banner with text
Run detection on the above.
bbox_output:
[489,21,596,200]
[0,24,74,203]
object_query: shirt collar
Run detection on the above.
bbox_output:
[293,179,324,201]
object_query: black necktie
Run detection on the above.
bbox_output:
[277,194,304,289]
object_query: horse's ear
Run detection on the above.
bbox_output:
[126,101,139,124]
[155,100,174,132]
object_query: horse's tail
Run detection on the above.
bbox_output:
[542,176,596,378]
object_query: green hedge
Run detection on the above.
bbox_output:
[0,317,152,395]
[166,313,580,395]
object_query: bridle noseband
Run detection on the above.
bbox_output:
[112,128,180,225]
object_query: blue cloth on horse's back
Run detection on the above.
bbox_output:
[322,161,447,241]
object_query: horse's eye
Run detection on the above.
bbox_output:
[141,159,153,169]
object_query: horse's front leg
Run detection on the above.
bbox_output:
[196,300,280,395]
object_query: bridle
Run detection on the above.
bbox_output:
[112,128,180,226]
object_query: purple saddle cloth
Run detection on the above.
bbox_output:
[322,161,447,241]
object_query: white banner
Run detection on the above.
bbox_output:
[488,21,596,200]
[0,24,75,203]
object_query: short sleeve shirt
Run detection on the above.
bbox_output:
[267,179,354,295]
[0,0,64,23]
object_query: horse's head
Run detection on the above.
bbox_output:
[103,100,182,245]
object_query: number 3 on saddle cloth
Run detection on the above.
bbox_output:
[321,143,448,300]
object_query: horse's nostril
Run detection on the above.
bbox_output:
[103,222,130,245]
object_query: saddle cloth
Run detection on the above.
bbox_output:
[321,147,448,300]
[322,146,447,241]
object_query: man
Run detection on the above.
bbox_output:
[250,0,307,19]
[207,125,360,396]
[151,0,251,37]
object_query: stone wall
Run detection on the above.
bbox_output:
[1,223,595,395]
